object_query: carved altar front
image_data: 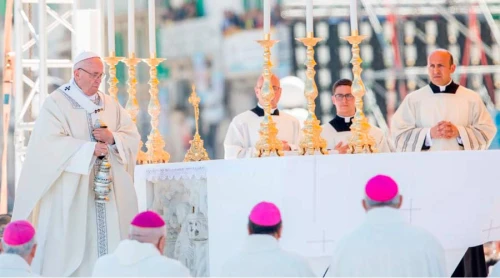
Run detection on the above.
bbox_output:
[138,165,209,277]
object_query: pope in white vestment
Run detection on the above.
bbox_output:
[12,52,140,276]
[220,202,315,277]
[391,49,497,152]
[321,79,393,153]
[224,74,301,159]
[326,175,446,277]
[92,211,190,277]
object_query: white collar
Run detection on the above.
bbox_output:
[243,234,280,253]
[338,114,355,123]
[257,103,277,114]
[438,79,453,92]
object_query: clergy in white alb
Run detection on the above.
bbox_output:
[92,211,190,277]
[220,201,315,277]
[224,74,301,159]
[391,49,497,152]
[325,175,446,277]
[0,220,38,277]
[321,79,393,153]
[11,51,141,276]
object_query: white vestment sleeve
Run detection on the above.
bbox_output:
[391,96,430,152]
[110,132,127,164]
[223,120,254,159]
[455,96,497,150]
[64,142,97,175]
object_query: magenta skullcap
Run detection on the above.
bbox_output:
[365,174,399,202]
[2,220,35,246]
[249,201,282,226]
[131,211,165,228]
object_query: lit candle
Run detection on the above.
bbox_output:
[148,0,156,55]
[350,0,358,33]
[263,0,270,34]
[107,0,115,54]
[306,0,313,34]
[128,0,135,54]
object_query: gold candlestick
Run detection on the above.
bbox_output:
[342,30,377,153]
[143,52,170,163]
[254,33,284,157]
[123,52,148,164]
[296,32,328,155]
[103,51,124,101]
[184,85,210,162]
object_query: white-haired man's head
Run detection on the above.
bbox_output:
[129,211,167,254]
[361,175,403,211]
[1,220,37,265]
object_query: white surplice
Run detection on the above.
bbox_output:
[321,116,393,153]
[390,83,497,152]
[92,239,190,277]
[12,79,140,276]
[220,234,315,277]
[325,207,446,277]
[0,254,38,277]
[223,108,301,159]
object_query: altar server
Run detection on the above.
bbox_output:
[391,49,497,152]
[223,74,301,158]
[321,79,393,153]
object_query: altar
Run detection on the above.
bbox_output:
[134,150,500,277]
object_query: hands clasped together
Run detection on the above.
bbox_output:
[93,128,114,157]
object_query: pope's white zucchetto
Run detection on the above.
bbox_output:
[73,51,101,69]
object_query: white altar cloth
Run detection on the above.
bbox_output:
[135,150,500,276]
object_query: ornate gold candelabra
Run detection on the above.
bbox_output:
[296,32,328,155]
[103,51,124,101]
[123,52,148,164]
[184,85,210,162]
[143,52,170,163]
[254,33,284,157]
[342,30,377,153]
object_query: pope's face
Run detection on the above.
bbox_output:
[74,58,104,96]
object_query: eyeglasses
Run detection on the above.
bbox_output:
[334,94,354,101]
[78,68,105,80]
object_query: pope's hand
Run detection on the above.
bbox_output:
[94,142,108,157]
[93,128,114,144]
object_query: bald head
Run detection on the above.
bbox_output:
[427,49,456,86]
[254,74,282,109]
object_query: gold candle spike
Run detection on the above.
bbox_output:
[184,85,210,162]
[254,33,284,157]
[342,30,378,154]
[123,52,148,164]
[103,51,124,101]
[143,52,170,164]
[296,32,328,155]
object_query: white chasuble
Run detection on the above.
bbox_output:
[223,106,301,159]
[390,83,497,152]
[12,79,140,276]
